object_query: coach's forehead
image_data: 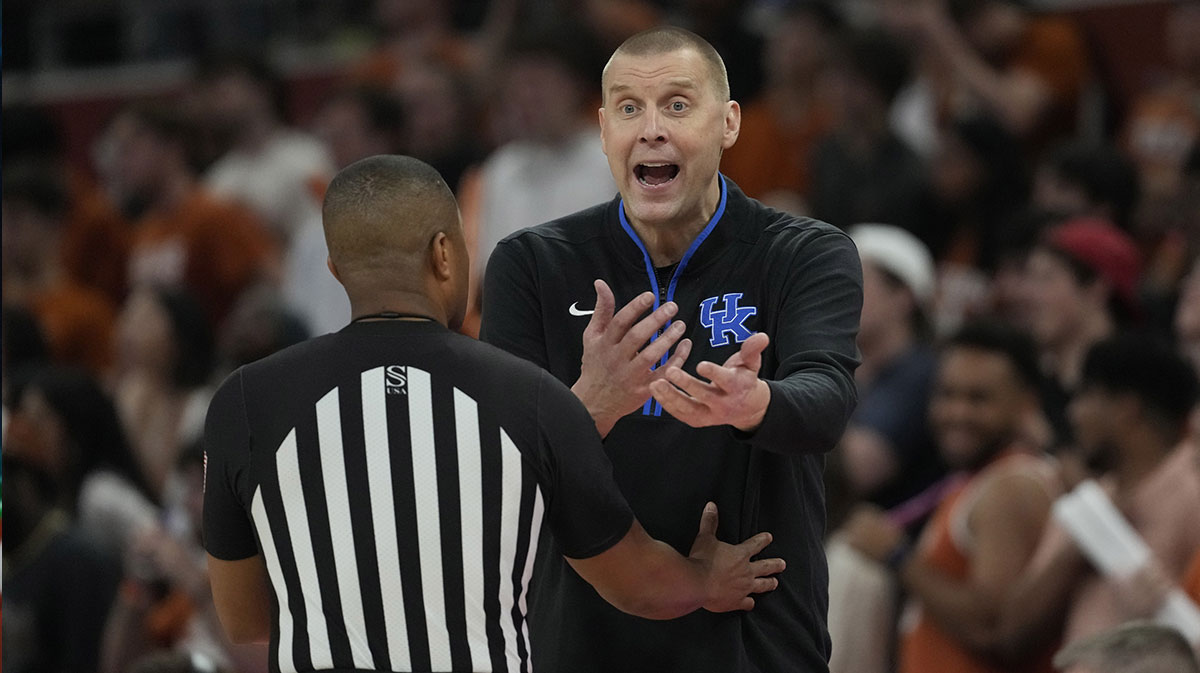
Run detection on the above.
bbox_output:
[603,48,722,102]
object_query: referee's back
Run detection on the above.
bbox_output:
[203,319,635,673]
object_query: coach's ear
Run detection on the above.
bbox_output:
[327,257,343,285]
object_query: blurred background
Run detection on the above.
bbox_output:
[3,0,1199,672]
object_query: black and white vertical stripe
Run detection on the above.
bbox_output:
[251,365,546,673]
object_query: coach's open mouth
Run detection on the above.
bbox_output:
[635,163,679,187]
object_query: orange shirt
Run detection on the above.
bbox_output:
[900,453,1058,673]
[30,281,118,376]
[1011,16,1090,146]
[128,189,276,326]
[60,173,132,305]
[1012,17,1089,109]
[720,97,833,200]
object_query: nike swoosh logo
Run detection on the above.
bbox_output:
[569,302,595,316]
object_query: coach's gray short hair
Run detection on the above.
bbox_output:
[602,26,730,102]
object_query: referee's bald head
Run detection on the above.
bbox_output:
[323,155,461,287]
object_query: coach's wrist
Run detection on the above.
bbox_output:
[731,380,771,433]
[570,380,620,438]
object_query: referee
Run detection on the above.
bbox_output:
[202,155,785,673]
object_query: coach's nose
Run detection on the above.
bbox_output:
[639,108,667,144]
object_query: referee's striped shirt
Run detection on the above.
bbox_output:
[203,320,634,673]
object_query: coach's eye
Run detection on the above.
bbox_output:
[670,101,687,112]
[622,104,636,115]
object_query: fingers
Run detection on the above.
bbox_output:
[738,531,773,556]
[665,338,692,370]
[750,557,786,577]
[650,378,707,422]
[607,292,657,340]
[697,501,718,537]
[725,332,769,370]
[586,279,616,334]
[637,321,687,367]
[739,596,756,611]
[751,577,779,594]
[625,302,678,349]
[664,366,718,402]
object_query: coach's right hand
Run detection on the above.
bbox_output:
[572,279,692,437]
[688,502,785,612]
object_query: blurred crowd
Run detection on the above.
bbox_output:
[3,0,1200,672]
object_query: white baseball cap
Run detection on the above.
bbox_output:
[849,223,935,305]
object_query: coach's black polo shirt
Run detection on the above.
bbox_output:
[482,176,862,673]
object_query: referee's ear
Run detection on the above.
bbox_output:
[429,231,455,281]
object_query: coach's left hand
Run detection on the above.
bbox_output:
[650,332,771,432]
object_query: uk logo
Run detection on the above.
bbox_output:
[699,293,757,347]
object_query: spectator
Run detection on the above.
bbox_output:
[310,86,406,171]
[2,167,119,376]
[1032,141,1141,232]
[1122,0,1200,199]
[719,1,841,210]
[671,0,766,102]
[214,286,310,375]
[97,103,277,327]
[835,224,943,513]
[193,54,335,244]
[882,0,1089,149]
[1,305,50,387]
[286,86,404,336]
[460,25,615,335]
[844,321,1061,673]
[101,445,267,673]
[809,29,927,232]
[113,286,216,498]
[348,0,477,87]
[1023,218,1142,446]
[995,335,1200,656]
[393,59,484,193]
[1,455,122,673]
[4,366,158,554]
[923,113,1032,338]
[5,105,132,305]
[925,113,1029,271]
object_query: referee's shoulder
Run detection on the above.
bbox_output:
[219,331,343,387]
[444,329,550,387]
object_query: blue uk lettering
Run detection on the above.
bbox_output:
[699,293,757,347]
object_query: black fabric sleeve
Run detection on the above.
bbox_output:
[202,369,260,560]
[736,230,863,455]
[534,370,635,559]
[480,236,551,369]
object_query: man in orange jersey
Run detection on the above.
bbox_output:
[99,103,277,327]
[992,336,1200,655]
[844,321,1061,673]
